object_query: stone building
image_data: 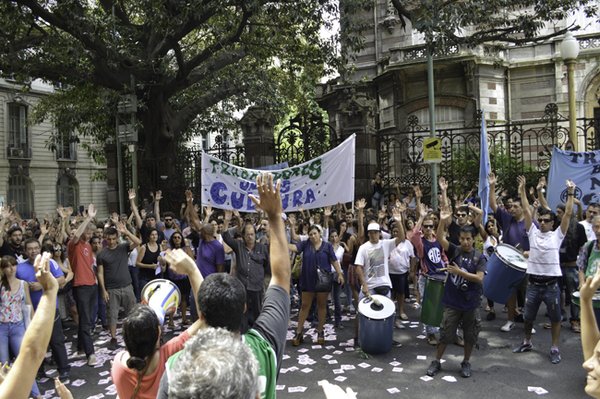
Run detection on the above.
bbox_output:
[317,3,600,199]
[0,78,107,219]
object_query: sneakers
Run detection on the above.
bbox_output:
[501,321,515,332]
[513,342,533,353]
[58,370,70,382]
[399,313,409,321]
[427,334,439,346]
[426,360,441,377]
[550,348,561,364]
[571,320,581,333]
[394,319,404,329]
[87,354,97,367]
[460,361,472,378]
[108,338,118,350]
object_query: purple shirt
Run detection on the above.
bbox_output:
[16,259,64,310]
[494,207,530,251]
[195,239,225,277]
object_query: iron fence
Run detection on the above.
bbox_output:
[378,104,600,202]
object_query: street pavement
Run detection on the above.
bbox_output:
[35,300,589,399]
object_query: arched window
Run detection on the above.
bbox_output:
[56,174,79,208]
[7,175,33,219]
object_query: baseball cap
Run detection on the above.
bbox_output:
[367,222,380,231]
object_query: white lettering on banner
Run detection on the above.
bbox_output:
[547,147,600,209]
[201,134,356,212]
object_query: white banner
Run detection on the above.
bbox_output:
[547,147,600,209]
[201,134,356,212]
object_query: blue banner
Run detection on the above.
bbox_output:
[547,147,600,209]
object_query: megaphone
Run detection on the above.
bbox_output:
[141,279,181,325]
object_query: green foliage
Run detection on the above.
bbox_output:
[0,0,369,158]
[390,0,598,46]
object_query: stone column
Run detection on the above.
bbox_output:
[240,106,276,168]
[320,86,377,200]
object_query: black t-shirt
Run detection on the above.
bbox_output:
[96,243,132,289]
[0,241,23,259]
[443,243,486,311]
[560,222,588,263]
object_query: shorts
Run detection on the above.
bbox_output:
[390,273,408,297]
[439,307,481,345]
[107,285,136,326]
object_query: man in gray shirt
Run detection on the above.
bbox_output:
[97,222,141,349]
[223,210,270,329]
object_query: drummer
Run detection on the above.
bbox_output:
[488,172,530,332]
[410,200,447,345]
[425,207,486,379]
[512,176,576,364]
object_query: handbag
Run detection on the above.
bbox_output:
[314,267,333,292]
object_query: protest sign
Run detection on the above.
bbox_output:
[201,134,355,212]
[547,147,600,209]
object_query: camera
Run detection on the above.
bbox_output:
[459,282,469,292]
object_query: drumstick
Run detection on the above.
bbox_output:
[438,268,448,272]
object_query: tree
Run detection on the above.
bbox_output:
[390,0,597,46]
[0,0,367,187]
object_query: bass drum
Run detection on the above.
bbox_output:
[358,294,396,355]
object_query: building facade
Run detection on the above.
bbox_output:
[0,78,107,219]
[317,2,600,199]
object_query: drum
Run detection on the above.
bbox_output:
[141,279,181,325]
[483,244,527,304]
[358,294,396,355]
[421,276,445,327]
[572,291,600,331]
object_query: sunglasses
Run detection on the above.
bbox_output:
[164,218,173,221]
[54,247,62,252]
[456,213,467,217]
[538,218,553,224]
[423,225,435,229]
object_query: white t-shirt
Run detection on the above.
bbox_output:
[355,239,396,289]
[333,245,345,264]
[388,240,415,274]
[526,224,564,277]
[580,220,595,241]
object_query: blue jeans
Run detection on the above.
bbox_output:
[560,266,579,321]
[524,282,561,323]
[332,281,342,324]
[0,320,40,396]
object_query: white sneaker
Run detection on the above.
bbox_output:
[531,328,536,334]
[501,321,515,332]
[87,354,97,366]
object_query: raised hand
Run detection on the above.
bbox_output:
[140,209,147,219]
[288,213,297,225]
[249,173,283,218]
[65,207,73,217]
[128,189,136,201]
[154,190,163,201]
[224,209,233,220]
[355,198,366,210]
[580,264,600,302]
[35,252,58,293]
[378,208,386,220]
[537,176,546,191]
[87,203,97,219]
[56,207,66,218]
[111,212,119,225]
[0,207,11,220]
[185,189,194,203]
[488,172,497,186]
[324,206,332,217]
[115,221,127,235]
[517,175,526,192]
[391,206,403,221]
[204,205,213,218]
[566,179,576,192]
[440,207,452,222]
[439,176,448,191]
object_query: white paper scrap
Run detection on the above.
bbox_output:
[371,367,383,373]
[442,376,457,382]
[334,376,347,382]
[392,367,404,373]
[387,388,401,394]
[416,355,427,360]
[528,387,549,395]
[288,386,307,393]
[389,361,401,366]
[358,362,371,368]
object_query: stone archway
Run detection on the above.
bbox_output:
[581,66,600,118]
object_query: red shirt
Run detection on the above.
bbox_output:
[67,239,97,286]
[111,331,190,399]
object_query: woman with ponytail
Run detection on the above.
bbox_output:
[111,248,203,399]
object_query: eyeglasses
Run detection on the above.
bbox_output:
[538,218,553,224]
[456,213,467,217]
[423,225,435,229]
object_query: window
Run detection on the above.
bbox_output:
[56,174,79,208]
[7,175,33,219]
[56,130,77,160]
[8,103,29,156]
[408,106,465,129]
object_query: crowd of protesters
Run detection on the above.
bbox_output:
[0,169,599,398]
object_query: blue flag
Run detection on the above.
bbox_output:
[478,113,491,221]
[547,147,600,209]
